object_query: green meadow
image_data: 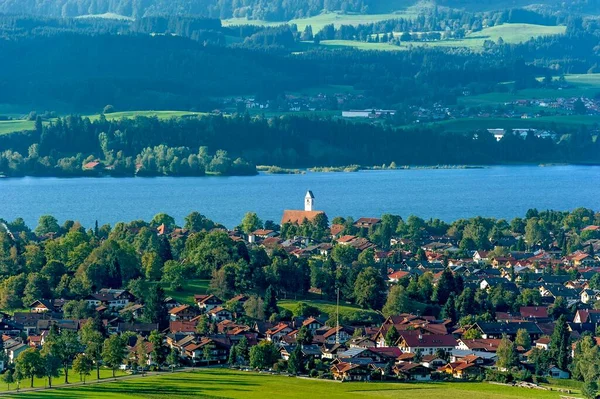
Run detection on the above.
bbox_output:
[318,23,566,52]
[13,368,571,399]
[164,279,210,305]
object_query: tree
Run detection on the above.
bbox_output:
[40,350,61,388]
[44,327,80,384]
[353,267,386,309]
[15,348,44,388]
[228,345,238,366]
[287,345,303,375]
[142,252,163,281]
[2,370,14,390]
[263,285,278,319]
[296,326,313,345]
[432,268,455,304]
[549,296,569,320]
[496,335,519,370]
[549,315,571,371]
[35,215,60,236]
[150,213,176,229]
[249,341,278,369]
[72,353,93,383]
[515,328,532,350]
[241,212,262,234]
[103,105,115,114]
[102,335,126,377]
[441,293,457,325]
[136,336,148,374]
[144,284,168,329]
[166,347,179,372]
[79,319,104,380]
[385,325,400,346]
[582,381,598,399]
[148,330,165,370]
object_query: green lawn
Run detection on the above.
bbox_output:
[164,279,210,305]
[3,368,127,393]
[14,368,568,399]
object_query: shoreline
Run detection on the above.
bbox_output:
[2,163,598,179]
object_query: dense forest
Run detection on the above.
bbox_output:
[0,114,599,177]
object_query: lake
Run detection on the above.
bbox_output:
[1,165,599,229]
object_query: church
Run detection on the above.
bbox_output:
[281,190,326,225]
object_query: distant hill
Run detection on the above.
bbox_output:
[0,0,598,21]
[0,0,592,21]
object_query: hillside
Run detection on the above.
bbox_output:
[0,0,589,21]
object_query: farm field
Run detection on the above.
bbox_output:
[318,23,566,52]
[13,368,571,399]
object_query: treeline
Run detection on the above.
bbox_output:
[1,114,599,177]
[0,0,369,21]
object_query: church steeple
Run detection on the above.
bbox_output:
[305,190,314,211]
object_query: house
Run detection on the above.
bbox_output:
[5,341,27,363]
[520,306,549,321]
[397,333,457,355]
[354,218,381,229]
[473,251,490,263]
[471,322,542,340]
[548,366,570,379]
[206,307,232,322]
[83,161,103,171]
[169,305,198,321]
[331,362,371,381]
[387,270,410,283]
[85,289,134,310]
[573,309,600,324]
[29,299,61,313]
[535,337,551,350]
[194,295,223,313]
[580,289,600,304]
[266,323,294,342]
[456,339,502,353]
[393,363,432,381]
[248,229,278,243]
[439,360,485,379]
[539,285,578,300]
[421,354,447,368]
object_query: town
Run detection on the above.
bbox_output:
[0,192,598,396]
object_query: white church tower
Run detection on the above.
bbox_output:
[304,190,315,211]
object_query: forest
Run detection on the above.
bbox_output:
[0,114,599,177]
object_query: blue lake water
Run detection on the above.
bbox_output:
[1,166,599,229]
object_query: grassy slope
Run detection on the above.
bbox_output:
[15,369,568,399]
[164,279,210,305]
[86,111,205,121]
[0,120,36,135]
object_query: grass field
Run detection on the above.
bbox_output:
[3,368,126,393]
[279,299,383,322]
[164,279,210,305]
[86,111,205,121]
[318,23,565,52]
[0,120,36,135]
[13,368,570,399]
[223,9,419,32]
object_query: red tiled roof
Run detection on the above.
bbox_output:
[281,210,324,225]
[399,334,456,348]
